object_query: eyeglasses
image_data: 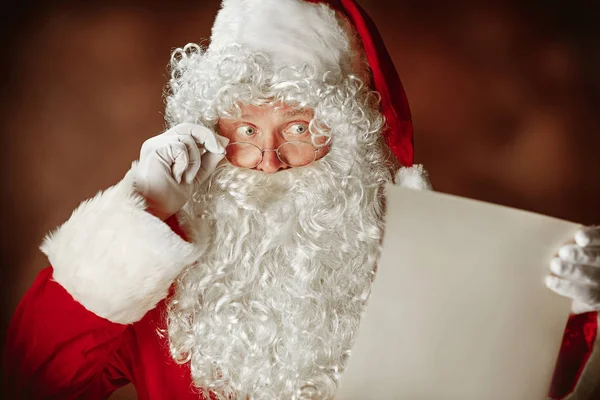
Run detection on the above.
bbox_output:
[225,141,320,168]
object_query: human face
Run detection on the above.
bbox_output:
[217,104,329,173]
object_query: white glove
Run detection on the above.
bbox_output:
[546,226,600,313]
[133,123,228,220]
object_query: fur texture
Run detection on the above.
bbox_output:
[210,0,352,78]
[40,164,205,324]
[396,164,432,190]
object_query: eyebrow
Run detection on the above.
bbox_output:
[282,108,312,118]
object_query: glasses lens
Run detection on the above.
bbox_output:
[278,141,316,167]
[225,143,262,168]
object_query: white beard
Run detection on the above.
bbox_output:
[163,31,399,398]
[167,154,391,399]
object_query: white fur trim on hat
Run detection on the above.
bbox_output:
[210,0,352,76]
[395,164,432,190]
[40,164,204,324]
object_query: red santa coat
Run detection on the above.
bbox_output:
[2,170,599,399]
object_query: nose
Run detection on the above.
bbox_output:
[255,150,287,173]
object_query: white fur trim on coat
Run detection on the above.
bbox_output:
[210,0,351,77]
[395,164,432,190]
[40,164,204,325]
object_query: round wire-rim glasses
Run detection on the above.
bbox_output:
[225,140,323,168]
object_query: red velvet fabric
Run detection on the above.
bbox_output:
[3,267,202,400]
[550,312,598,399]
[165,214,188,241]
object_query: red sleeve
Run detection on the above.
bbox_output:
[3,267,134,399]
[549,311,598,399]
[165,214,189,241]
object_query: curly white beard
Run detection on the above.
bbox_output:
[166,136,393,399]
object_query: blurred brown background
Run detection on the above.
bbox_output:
[1,0,599,398]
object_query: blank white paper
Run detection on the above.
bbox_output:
[337,187,579,400]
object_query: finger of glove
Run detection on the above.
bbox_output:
[559,244,600,266]
[140,136,164,159]
[215,134,230,148]
[575,226,600,247]
[156,141,189,184]
[195,151,225,184]
[550,257,600,285]
[175,135,202,184]
[170,123,225,154]
[545,275,600,306]
[188,125,226,154]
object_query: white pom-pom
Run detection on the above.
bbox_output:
[395,164,432,190]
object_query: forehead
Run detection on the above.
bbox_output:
[237,103,314,120]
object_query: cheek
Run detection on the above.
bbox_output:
[314,145,330,161]
[224,143,262,168]
[217,121,236,141]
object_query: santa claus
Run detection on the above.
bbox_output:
[3,0,600,399]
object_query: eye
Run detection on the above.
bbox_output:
[286,123,309,136]
[236,125,257,137]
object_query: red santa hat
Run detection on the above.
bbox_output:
[209,0,415,168]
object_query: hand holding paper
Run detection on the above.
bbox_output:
[547,226,600,313]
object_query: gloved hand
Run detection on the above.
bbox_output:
[133,123,228,220]
[546,226,600,313]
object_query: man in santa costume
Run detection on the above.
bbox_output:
[3,0,600,399]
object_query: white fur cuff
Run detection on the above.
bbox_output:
[395,164,432,190]
[41,164,204,324]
